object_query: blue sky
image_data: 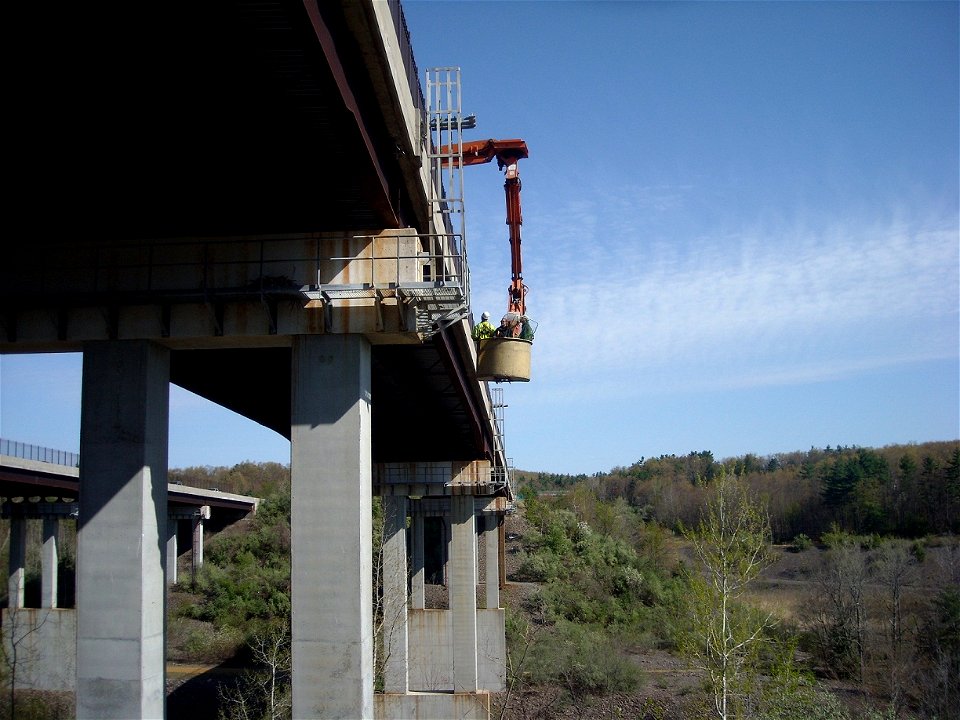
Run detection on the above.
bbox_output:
[1,0,957,475]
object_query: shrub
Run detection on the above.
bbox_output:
[179,486,291,633]
[792,533,813,552]
[517,551,566,583]
[525,621,642,696]
[182,624,246,664]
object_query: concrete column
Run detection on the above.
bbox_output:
[166,519,179,586]
[291,334,373,719]
[7,516,26,609]
[484,514,500,610]
[76,340,169,720]
[499,519,507,589]
[191,506,209,583]
[42,517,59,608]
[410,507,425,610]
[382,495,409,693]
[477,527,483,585]
[444,515,452,587]
[450,494,478,692]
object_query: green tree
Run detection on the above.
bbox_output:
[678,468,776,720]
[917,585,960,720]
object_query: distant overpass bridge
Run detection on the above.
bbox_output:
[1,440,259,598]
[1,443,262,696]
[2,1,515,718]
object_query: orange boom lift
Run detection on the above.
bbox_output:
[442,138,535,382]
[444,139,529,316]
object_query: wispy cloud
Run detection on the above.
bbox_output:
[476,185,959,399]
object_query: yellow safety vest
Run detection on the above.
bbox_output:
[473,321,495,340]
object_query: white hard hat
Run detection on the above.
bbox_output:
[481,311,490,320]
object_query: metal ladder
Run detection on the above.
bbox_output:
[419,66,471,337]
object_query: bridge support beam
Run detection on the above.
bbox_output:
[42,517,59,608]
[484,513,500,610]
[76,340,169,720]
[410,505,426,610]
[373,489,505,719]
[291,334,373,719]
[166,519,179,585]
[451,493,479,692]
[191,505,209,583]
[382,495,409,693]
[7,515,26,608]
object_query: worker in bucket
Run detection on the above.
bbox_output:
[519,315,535,341]
[472,311,496,342]
[495,312,521,338]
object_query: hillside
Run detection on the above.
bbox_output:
[494,495,959,720]
[158,441,960,720]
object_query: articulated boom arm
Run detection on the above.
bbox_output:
[441,138,530,316]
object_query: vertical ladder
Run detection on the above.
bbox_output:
[425,67,469,317]
[491,386,511,489]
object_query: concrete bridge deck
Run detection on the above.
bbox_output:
[0,452,261,517]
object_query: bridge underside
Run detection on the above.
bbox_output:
[19,0,418,239]
[9,0,494,464]
[168,337,485,463]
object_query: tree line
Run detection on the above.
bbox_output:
[516,441,960,543]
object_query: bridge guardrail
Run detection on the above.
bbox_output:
[0,439,79,468]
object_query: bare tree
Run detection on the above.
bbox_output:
[218,624,291,720]
[808,534,869,684]
[371,496,410,693]
[871,539,917,712]
[495,600,549,720]
[0,608,52,720]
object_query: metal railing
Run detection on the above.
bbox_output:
[315,233,468,295]
[0,439,79,468]
[388,0,426,119]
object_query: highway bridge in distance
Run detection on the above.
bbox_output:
[2,1,515,718]
[1,440,259,599]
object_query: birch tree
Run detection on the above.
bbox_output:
[679,467,775,720]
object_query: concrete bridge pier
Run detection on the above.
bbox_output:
[410,504,426,610]
[76,340,170,720]
[166,505,211,586]
[191,505,209,584]
[166,519,179,586]
[7,515,27,608]
[42,517,60,608]
[484,512,500,611]
[381,495,409,693]
[374,477,507,720]
[450,493,479,693]
[291,334,374,719]
[3,512,68,609]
